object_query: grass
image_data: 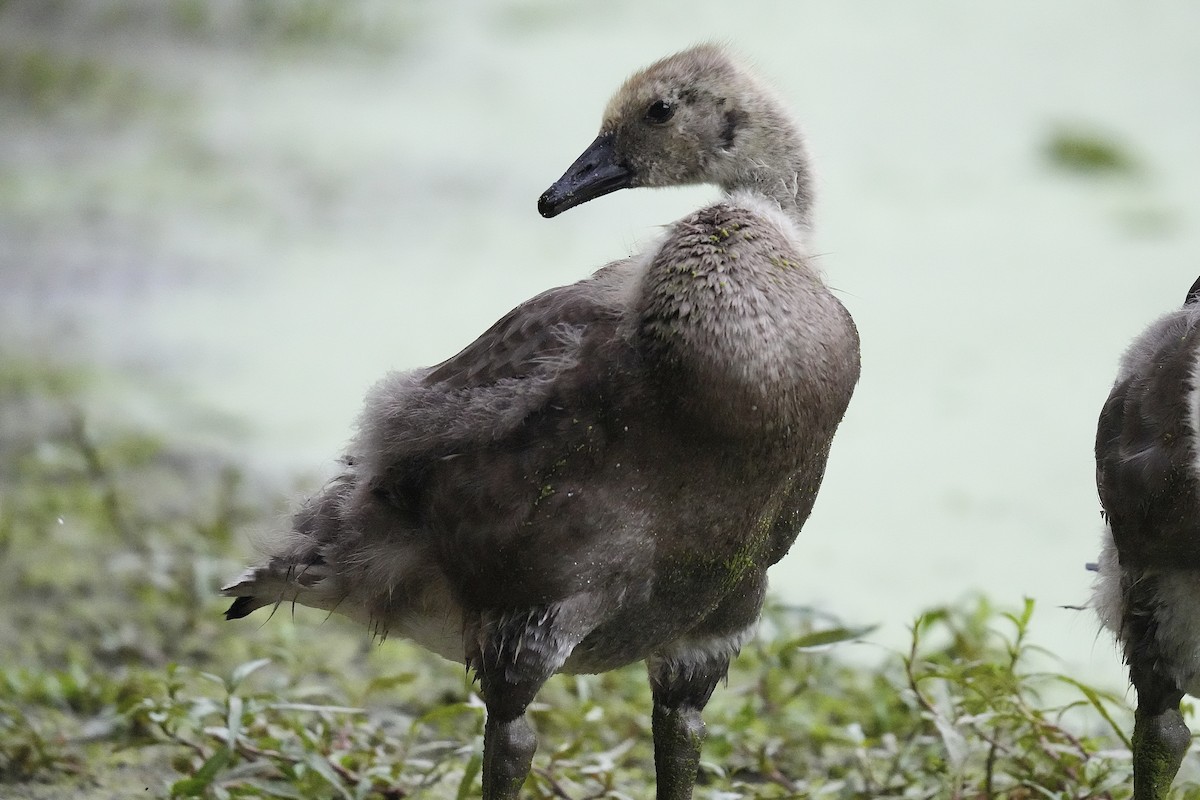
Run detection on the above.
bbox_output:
[0,358,1195,799]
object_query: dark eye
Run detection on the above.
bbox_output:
[644,99,674,124]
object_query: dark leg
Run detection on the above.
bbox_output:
[481,705,538,800]
[647,653,730,800]
[473,608,575,800]
[1130,663,1189,800]
[1123,574,1191,800]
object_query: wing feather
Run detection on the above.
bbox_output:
[349,260,633,503]
[1097,317,1200,568]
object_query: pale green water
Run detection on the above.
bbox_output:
[4,1,1200,692]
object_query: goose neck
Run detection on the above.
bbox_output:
[719,123,814,234]
[725,161,813,234]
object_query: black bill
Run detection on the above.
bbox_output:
[538,133,633,218]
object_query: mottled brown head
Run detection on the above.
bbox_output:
[538,44,798,218]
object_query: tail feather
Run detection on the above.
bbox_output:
[222,471,429,628]
[222,474,355,621]
[221,559,331,620]
[221,565,287,620]
[225,594,267,620]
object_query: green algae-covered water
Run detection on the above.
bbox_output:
[3,0,1200,695]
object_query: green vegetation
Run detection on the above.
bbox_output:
[0,359,1195,799]
[0,0,421,120]
[1045,127,1140,177]
[0,46,152,116]
[0,0,418,54]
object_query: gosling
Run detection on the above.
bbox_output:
[1093,276,1200,800]
[224,44,861,800]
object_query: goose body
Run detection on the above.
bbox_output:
[224,45,860,800]
[1093,276,1200,800]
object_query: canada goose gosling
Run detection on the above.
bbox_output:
[224,44,860,800]
[1093,276,1200,800]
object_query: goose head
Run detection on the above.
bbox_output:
[538,44,812,226]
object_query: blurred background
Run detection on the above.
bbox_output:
[3,0,1199,694]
